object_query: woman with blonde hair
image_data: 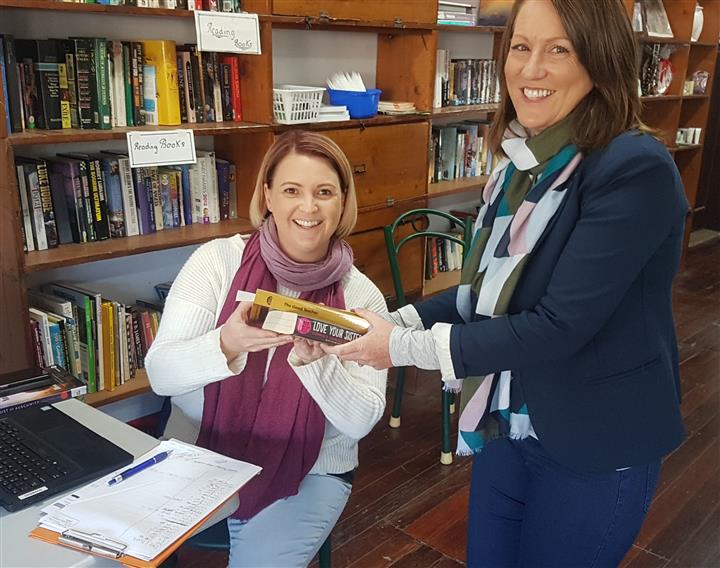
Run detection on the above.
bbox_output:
[146,130,387,567]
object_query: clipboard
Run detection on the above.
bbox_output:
[29,493,238,568]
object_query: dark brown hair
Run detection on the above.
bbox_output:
[249,130,357,238]
[489,0,646,155]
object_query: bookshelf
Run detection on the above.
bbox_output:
[627,0,720,249]
[0,0,718,394]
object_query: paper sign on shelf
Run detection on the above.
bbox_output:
[126,130,197,168]
[194,11,262,55]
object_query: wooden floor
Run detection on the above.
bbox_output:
[177,239,720,568]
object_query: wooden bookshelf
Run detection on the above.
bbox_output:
[428,175,489,199]
[23,218,255,272]
[84,370,151,408]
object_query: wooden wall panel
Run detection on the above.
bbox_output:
[322,122,429,209]
[239,21,274,124]
[0,139,33,373]
[376,32,436,112]
[270,0,437,24]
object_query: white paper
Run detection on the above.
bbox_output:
[38,439,261,561]
[195,11,261,55]
[126,130,197,168]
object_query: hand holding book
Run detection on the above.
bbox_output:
[219,301,293,361]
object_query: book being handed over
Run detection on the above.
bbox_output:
[247,289,370,345]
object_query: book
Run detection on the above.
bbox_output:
[142,40,181,125]
[0,366,87,416]
[248,289,370,345]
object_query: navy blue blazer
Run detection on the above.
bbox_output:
[414,131,688,473]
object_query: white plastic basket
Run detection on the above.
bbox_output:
[273,85,326,124]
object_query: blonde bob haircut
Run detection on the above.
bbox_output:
[249,130,358,239]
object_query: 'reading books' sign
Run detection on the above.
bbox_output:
[126,130,197,168]
[194,11,262,55]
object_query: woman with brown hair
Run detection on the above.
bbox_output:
[326,0,688,565]
[146,130,387,567]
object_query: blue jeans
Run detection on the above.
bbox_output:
[227,473,351,567]
[467,436,660,568]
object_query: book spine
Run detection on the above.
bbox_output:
[117,156,140,236]
[87,159,111,240]
[29,319,45,367]
[0,39,12,134]
[180,51,196,123]
[219,62,233,121]
[2,36,24,132]
[122,42,134,127]
[149,167,163,230]
[25,164,49,250]
[15,164,36,251]
[93,38,111,129]
[216,160,230,220]
[228,163,237,219]
[0,387,86,416]
[74,40,96,129]
[76,160,97,241]
[176,53,188,123]
[178,164,192,225]
[142,40,180,126]
[133,168,153,234]
[102,158,126,238]
[57,59,72,129]
[111,41,127,128]
[131,42,146,126]
[229,56,242,121]
[142,64,158,125]
[47,164,75,244]
[61,42,80,128]
[36,160,60,247]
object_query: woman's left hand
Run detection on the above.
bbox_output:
[322,308,395,370]
[292,338,325,365]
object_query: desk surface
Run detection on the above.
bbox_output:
[0,399,239,568]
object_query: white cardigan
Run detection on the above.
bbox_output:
[145,234,388,475]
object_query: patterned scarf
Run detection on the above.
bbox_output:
[196,217,354,520]
[452,117,583,455]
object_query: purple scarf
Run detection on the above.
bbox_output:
[196,217,354,520]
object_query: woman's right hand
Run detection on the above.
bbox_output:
[219,302,293,361]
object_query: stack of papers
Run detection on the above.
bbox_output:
[35,439,261,562]
[316,104,350,122]
[378,101,417,115]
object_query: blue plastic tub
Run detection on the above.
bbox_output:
[327,88,382,119]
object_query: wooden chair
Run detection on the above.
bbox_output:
[384,208,473,465]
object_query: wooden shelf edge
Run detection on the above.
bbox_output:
[435,24,505,33]
[266,14,434,32]
[0,0,193,17]
[672,144,703,152]
[432,104,499,117]
[9,117,432,145]
[9,121,271,146]
[24,218,255,272]
[274,114,427,131]
[429,175,489,198]
[83,370,151,407]
[641,95,683,102]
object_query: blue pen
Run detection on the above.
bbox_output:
[107,450,172,486]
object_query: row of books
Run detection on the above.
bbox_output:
[437,0,512,27]
[434,52,500,108]
[429,121,494,183]
[27,283,164,394]
[15,151,238,252]
[425,236,464,280]
[1,35,243,133]
[60,0,243,12]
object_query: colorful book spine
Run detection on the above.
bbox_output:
[142,40,180,125]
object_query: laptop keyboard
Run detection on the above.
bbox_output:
[0,419,69,498]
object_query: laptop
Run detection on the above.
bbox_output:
[0,370,134,512]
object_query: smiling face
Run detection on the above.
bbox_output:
[505,0,593,136]
[264,152,344,263]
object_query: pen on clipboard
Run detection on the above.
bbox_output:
[107,450,172,486]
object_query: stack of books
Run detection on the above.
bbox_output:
[378,101,417,115]
[316,105,350,122]
[437,1,477,26]
[0,366,86,416]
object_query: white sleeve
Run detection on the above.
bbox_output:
[145,239,248,397]
[288,270,389,440]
